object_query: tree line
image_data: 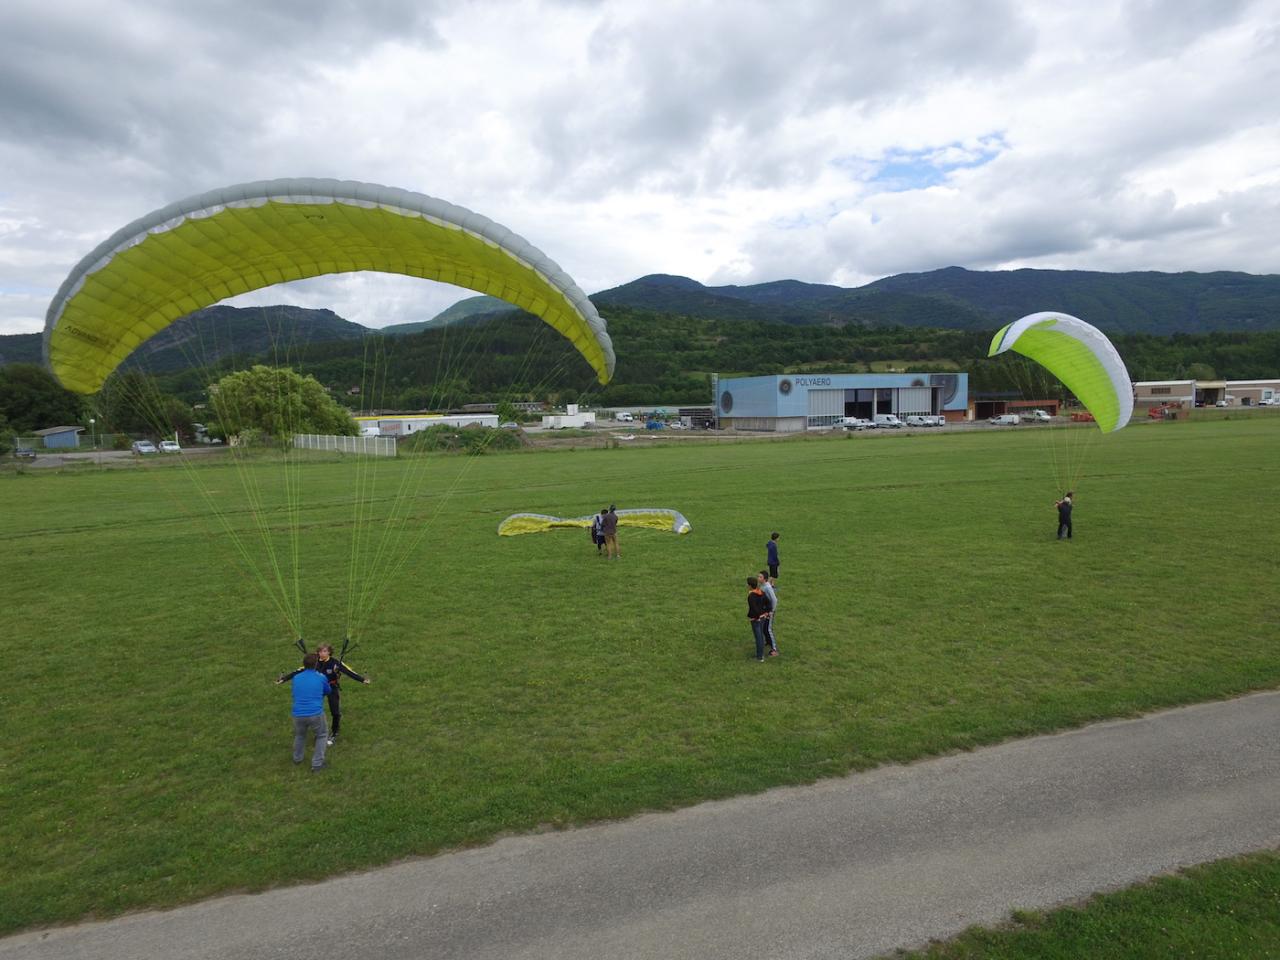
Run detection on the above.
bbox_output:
[4,306,1279,445]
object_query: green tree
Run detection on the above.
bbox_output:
[1185,362,1217,381]
[211,365,357,439]
[0,364,85,434]
[97,371,194,437]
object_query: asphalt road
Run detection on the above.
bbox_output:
[5,690,1277,960]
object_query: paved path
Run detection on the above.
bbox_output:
[6,691,1278,960]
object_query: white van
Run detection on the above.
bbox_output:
[873,414,904,429]
[615,411,634,422]
[989,414,1021,426]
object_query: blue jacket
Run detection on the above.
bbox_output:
[766,540,779,566]
[291,670,332,717]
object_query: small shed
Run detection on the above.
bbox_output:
[33,426,85,449]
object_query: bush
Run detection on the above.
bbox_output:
[399,425,524,455]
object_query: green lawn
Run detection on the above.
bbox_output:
[3,418,1278,933]
[894,850,1280,959]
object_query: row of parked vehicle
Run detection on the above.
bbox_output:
[131,440,182,454]
[839,414,947,430]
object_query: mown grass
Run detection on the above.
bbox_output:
[893,850,1280,959]
[2,418,1278,933]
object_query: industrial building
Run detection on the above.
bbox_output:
[715,373,969,432]
[1133,379,1279,409]
[355,413,498,437]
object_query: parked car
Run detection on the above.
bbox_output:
[989,414,1021,425]
[872,414,904,429]
[499,421,521,430]
[14,445,36,461]
[928,415,947,427]
[158,440,182,453]
[615,412,635,422]
[131,440,158,454]
[667,420,688,430]
[1215,399,1231,407]
[1260,398,1278,406]
[841,417,873,431]
[1026,409,1052,423]
[904,415,930,427]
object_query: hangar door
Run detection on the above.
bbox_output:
[895,387,934,416]
[807,388,844,427]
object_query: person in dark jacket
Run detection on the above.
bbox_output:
[746,576,770,662]
[766,532,780,580]
[601,504,620,559]
[286,653,330,771]
[278,643,370,746]
[1055,492,1074,540]
[591,507,607,555]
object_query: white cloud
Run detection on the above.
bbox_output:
[2,0,1278,336]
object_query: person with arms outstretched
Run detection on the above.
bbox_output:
[278,643,370,746]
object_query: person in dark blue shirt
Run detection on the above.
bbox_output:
[283,653,330,771]
[1056,492,1074,540]
[766,532,780,581]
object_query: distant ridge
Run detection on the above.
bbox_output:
[5,268,1280,377]
[591,267,1280,333]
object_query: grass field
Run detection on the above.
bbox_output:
[3,418,1279,934]
[896,850,1280,959]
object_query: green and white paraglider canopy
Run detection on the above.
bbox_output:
[43,178,615,395]
[989,312,1133,433]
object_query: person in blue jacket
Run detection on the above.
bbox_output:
[285,652,330,771]
[766,531,780,581]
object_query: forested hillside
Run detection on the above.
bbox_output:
[143,304,1280,409]
[594,268,1280,333]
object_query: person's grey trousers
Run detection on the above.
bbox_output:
[293,713,329,768]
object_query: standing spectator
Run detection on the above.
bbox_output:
[746,575,770,662]
[591,507,607,556]
[766,531,781,581]
[1055,492,1074,540]
[758,570,779,656]
[284,652,330,771]
[601,504,620,559]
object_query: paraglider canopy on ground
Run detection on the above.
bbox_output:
[498,509,692,536]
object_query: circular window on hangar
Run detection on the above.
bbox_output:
[719,390,734,413]
[779,378,793,395]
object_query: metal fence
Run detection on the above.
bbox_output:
[293,434,397,457]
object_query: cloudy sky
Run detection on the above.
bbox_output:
[2,0,1278,335]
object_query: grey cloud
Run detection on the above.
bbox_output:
[542,0,1036,195]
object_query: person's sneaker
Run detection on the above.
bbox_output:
[326,738,335,746]
[756,657,765,662]
[310,763,327,773]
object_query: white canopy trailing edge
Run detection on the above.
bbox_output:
[43,178,615,394]
[989,312,1133,433]
[498,509,692,536]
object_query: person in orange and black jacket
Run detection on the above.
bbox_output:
[278,643,370,746]
[746,576,770,662]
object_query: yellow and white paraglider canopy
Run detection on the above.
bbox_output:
[43,178,615,394]
[989,312,1133,433]
[498,509,692,536]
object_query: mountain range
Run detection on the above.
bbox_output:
[5,267,1280,375]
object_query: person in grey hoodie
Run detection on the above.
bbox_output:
[758,570,779,656]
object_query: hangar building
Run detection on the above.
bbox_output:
[716,373,969,432]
